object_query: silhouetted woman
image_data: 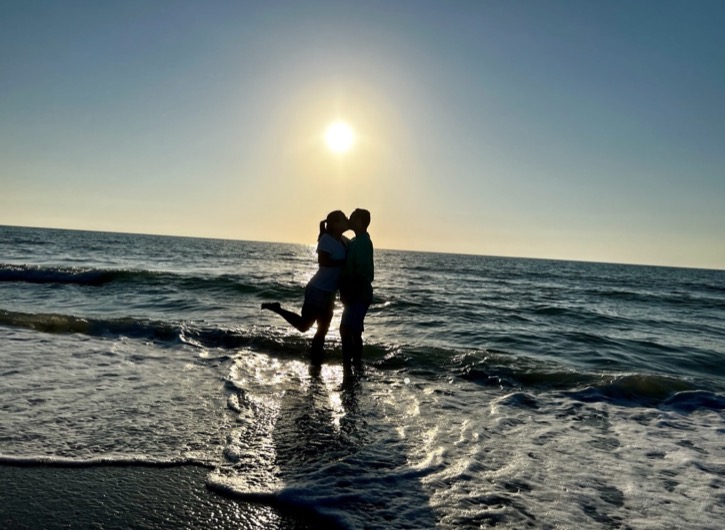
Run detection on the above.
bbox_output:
[262,210,348,364]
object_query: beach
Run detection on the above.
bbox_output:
[1,226,724,529]
[0,464,333,530]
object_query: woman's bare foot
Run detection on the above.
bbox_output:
[261,302,281,311]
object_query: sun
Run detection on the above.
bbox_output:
[324,120,356,154]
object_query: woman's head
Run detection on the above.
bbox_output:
[318,210,349,240]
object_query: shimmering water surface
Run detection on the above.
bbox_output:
[1,225,724,529]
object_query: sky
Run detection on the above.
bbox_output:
[2,1,724,269]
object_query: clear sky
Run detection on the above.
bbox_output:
[2,1,724,269]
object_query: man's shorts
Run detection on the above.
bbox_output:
[340,301,370,333]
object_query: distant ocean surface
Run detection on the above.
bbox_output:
[1,225,724,529]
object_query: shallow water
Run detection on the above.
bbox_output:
[1,225,724,528]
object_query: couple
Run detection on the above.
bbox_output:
[262,209,374,372]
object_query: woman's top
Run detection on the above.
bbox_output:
[307,233,347,292]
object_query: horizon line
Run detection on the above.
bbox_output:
[2,222,723,273]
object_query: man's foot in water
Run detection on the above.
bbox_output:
[261,302,281,312]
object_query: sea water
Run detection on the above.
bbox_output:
[1,225,723,529]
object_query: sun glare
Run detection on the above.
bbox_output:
[324,121,356,154]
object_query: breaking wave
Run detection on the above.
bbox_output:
[2,308,723,412]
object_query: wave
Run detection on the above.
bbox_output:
[561,374,697,405]
[0,263,122,286]
[0,454,215,468]
[0,263,214,288]
[581,286,725,311]
[563,382,725,412]
[3,308,723,412]
[206,477,347,530]
[0,308,312,354]
[0,263,286,298]
[444,352,725,410]
[0,309,181,341]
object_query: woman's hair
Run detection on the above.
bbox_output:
[318,210,346,241]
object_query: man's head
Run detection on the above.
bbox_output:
[349,209,370,232]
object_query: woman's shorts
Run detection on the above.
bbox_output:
[302,285,335,324]
[304,285,335,308]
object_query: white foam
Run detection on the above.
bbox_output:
[0,331,231,462]
[410,384,725,529]
[215,350,725,528]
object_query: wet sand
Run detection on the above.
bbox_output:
[0,464,331,530]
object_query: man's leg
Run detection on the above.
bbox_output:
[352,329,364,367]
[340,301,369,372]
[340,322,354,369]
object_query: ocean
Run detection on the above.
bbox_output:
[1,225,723,529]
